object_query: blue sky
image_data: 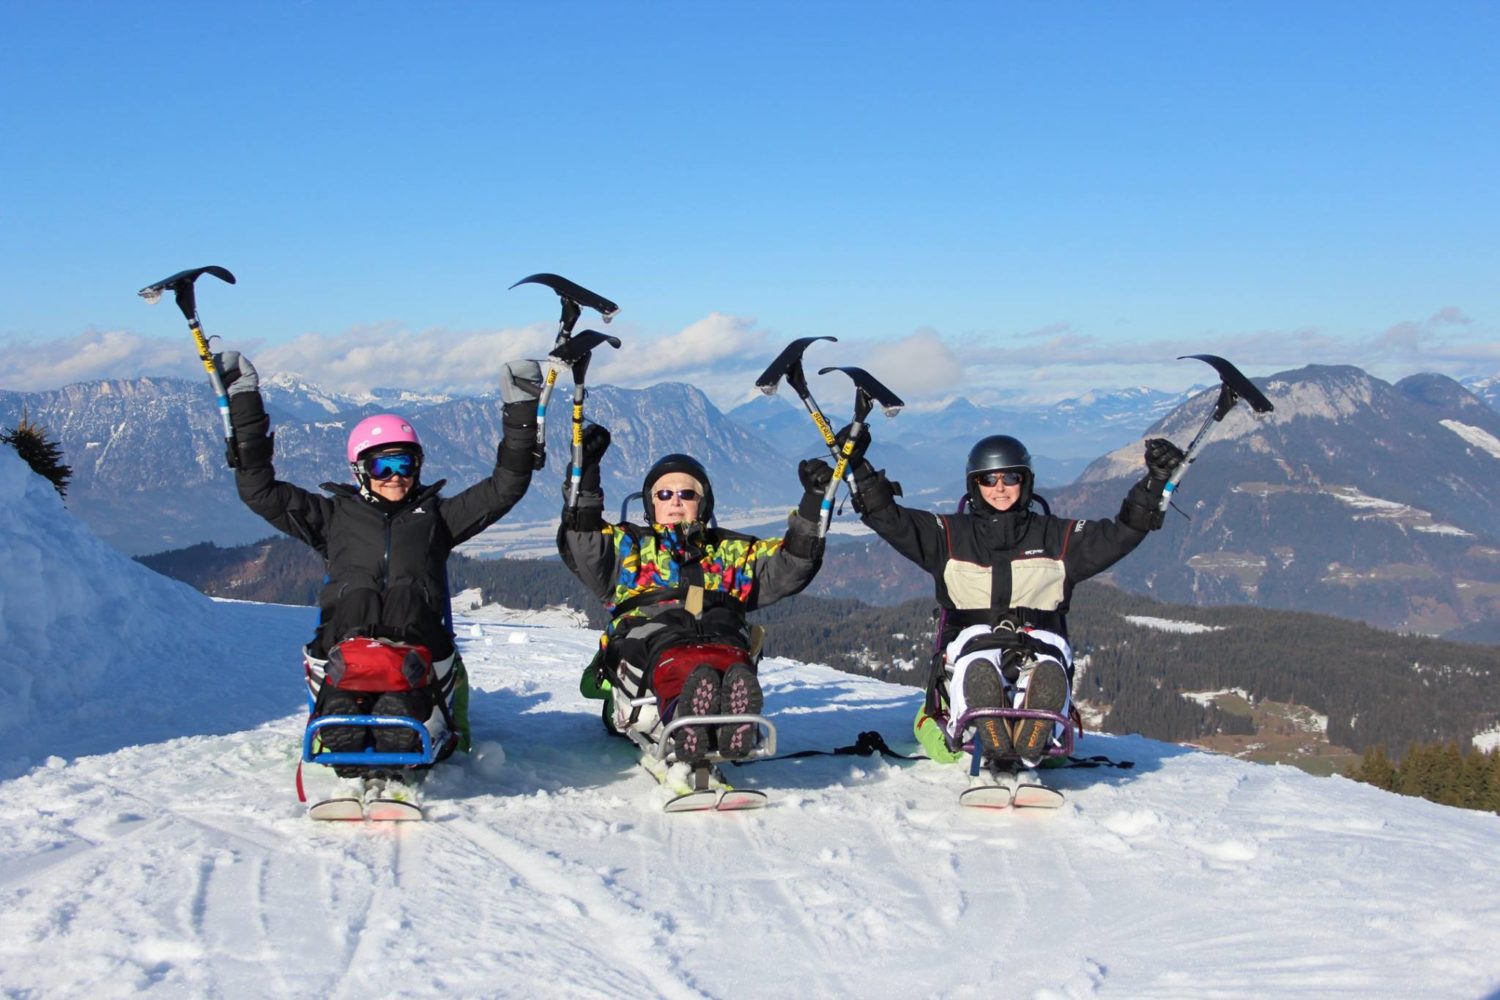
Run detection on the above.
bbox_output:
[2,1,1497,406]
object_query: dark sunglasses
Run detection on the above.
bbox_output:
[654,488,699,502]
[364,452,419,481]
[975,470,1025,488]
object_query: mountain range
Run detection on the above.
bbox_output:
[1055,365,1500,638]
[5,362,1500,638]
[0,373,1189,554]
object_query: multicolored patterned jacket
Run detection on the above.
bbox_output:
[559,515,822,638]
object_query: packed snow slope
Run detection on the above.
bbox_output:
[3,449,1500,999]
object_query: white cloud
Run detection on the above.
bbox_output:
[258,322,556,394]
[855,328,964,397]
[589,313,768,384]
[3,306,1495,409]
[0,329,189,390]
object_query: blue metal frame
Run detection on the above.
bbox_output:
[302,714,436,767]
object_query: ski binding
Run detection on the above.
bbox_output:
[631,712,777,813]
[308,774,424,822]
[959,765,1064,811]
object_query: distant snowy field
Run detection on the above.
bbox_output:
[5,449,1500,999]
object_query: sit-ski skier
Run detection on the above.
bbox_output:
[558,426,826,761]
[217,349,544,780]
[804,432,1183,766]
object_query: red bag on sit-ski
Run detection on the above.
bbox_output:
[325,638,433,692]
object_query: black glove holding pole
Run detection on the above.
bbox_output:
[1121,437,1187,531]
[797,458,833,521]
[578,423,611,494]
[1145,437,1186,486]
[212,349,273,469]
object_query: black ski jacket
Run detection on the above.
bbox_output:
[229,390,536,658]
[861,476,1160,645]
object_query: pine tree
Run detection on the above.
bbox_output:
[1351,745,1397,791]
[1,412,72,499]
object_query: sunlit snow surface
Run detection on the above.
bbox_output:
[1441,419,1500,461]
[1123,615,1225,635]
[4,448,1500,999]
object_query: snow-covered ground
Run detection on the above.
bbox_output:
[5,449,1500,999]
[1441,418,1500,461]
[1123,615,1225,635]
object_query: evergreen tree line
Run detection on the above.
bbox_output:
[1347,742,1500,814]
[136,535,1500,756]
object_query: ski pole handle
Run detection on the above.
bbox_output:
[799,391,860,495]
[1157,409,1217,512]
[820,415,867,537]
[534,360,565,470]
[567,385,586,509]
[189,315,240,469]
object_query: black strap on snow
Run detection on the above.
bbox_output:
[726,730,921,766]
[728,729,1134,770]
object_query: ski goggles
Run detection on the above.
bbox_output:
[974,470,1025,488]
[363,451,420,481]
[653,488,700,502]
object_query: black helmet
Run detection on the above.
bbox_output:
[965,434,1033,512]
[642,453,714,524]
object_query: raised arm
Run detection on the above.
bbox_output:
[440,360,543,545]
[555,422,617,600]
[219,350,332,551]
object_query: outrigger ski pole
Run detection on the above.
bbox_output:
[1159,353,1275,513]
[555,328,620,508]
[755,336,863,498]
[510,273,620,473]
[137,265,240,468]
[815,366,904,537]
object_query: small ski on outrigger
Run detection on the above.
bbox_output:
[629,715,778,813]
[959,759,1066,811]
[306,772,424,822]
[949,707,1073,812]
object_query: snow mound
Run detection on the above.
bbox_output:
[0,449,299,777]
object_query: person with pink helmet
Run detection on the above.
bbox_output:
[213,347,545,776]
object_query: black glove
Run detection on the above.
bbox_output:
[798,457,834,494]
[582,423,611,467]
[833,422,871,464]
[1145,438,1185,483]
[851,459,897,515]
[570,423,611,494]
[797,458,834,522]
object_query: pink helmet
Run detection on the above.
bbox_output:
[346,414,422,463]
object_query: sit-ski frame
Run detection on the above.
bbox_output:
[620,694,778,810]
[303,713,443,768]
[948,706,1075,765]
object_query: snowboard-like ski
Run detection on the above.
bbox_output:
[638,752,768,813]
[959,767,1064,811]
[308,775,424,822]
[307,796,366,821]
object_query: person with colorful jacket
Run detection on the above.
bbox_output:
[804,432,1183,765]
[558,426,826,761]
[218,348,543,767]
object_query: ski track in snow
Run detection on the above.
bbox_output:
[4,594,1500,995]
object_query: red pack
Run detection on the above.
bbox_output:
[652,643,752,703]
[326,638,434,693]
